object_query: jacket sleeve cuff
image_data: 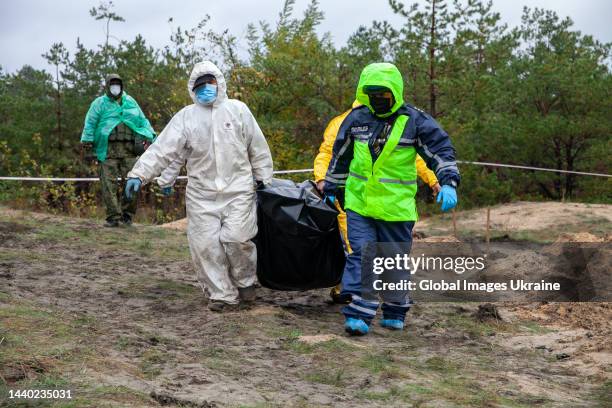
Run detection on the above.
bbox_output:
[323,181,338,196]
[440,176,459,188]
[127,172,147,185]
[156,178,174,189]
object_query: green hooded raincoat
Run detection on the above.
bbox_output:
[81,75,156,161]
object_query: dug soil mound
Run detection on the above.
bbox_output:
[418,201,612,236]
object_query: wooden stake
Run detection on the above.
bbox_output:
[485,207,491,245]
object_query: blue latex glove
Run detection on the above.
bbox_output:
[161,186,173,196]
[437,185,457,212]
[125,178,142,200]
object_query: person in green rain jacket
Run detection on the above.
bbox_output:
[80,74,156,227]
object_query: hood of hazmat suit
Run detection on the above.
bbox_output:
[128,61,273,304]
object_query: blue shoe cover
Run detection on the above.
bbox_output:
[345,318,369,336]
[380,319,404,330]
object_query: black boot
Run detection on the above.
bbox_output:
[105,218,120,228]
[122,213,133,226]
[238,286,257,303]
[208,300,239,313]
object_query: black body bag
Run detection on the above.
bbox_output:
[255,179,346,291]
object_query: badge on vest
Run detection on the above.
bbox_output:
[351,125,369,133]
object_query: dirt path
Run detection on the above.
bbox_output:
[1,206,610,407]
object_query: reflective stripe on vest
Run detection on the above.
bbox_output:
[378,178,417,185]
[345,114,419,221]
[349,171,368,181]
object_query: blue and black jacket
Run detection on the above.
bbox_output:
[323,104,460,196]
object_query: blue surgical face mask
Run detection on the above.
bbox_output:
[195,84,218,105]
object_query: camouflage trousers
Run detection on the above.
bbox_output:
[99,142,139,222]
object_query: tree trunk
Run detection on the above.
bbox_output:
[553,139,562,199]
[55,64,62,151]
[105,17,110,49]
[565,137,575,198]
[428,0,437,117]
[537,181,555,200]
[411,67,418,106]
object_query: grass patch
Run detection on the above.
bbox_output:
[281,330,358,356]
[358,350,404,379]
[12,216,190,261]
[200,346,227,359]
[154,279,198,296]
[304,368,348,387]
[217,318,249,337]
[358,384,430,401]
[287,340,313,354]
[0,303,97,367]
[35,224,82,243]
[0,301,99,407]
[316,338,356,353]
[359,351,394,374]
[357,377,547,407]
[590,380,612,406]
[440,311,511,337]
[519,320,553,334]
[0,248,58,263]
[352,337,553,407]
[115,335,134,352]
[279,329,317,354]
[138,349,167,380]
[200,346,245,377]
[0,381,154,408]
[86,385,152,405]
[424,356,460,372]
[0,374,74,407]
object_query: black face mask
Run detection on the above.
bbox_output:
[369,94,393,115]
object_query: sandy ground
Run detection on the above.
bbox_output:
[417,201,612,239]
[1,203,611,407]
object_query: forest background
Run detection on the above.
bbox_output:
[1,0,610,222]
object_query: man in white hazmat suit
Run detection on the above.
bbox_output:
[124,61,273,312]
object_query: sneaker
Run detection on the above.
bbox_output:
[208,300,239,313]
[380,319,404,330]
[344,317,369,336]
[104,219,120,228]
[238,286,256,303]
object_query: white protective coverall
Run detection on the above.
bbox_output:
[157,157,184,189]
[128,61,273,303]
